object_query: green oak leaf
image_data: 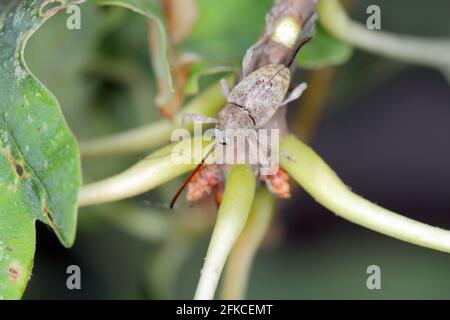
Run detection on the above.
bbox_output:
[0,0,82,299]
[297,25,353,69]
[95,0,174,105]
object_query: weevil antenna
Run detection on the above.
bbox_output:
[285,13,317,67]
[170,144,216,209]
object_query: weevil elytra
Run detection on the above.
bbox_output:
[170,15,317,208]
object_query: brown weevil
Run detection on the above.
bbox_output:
[181,64,307,146]
[170,15,316,208]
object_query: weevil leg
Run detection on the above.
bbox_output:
[181,113,217,127]
[281,82,308,106]
[220,78,230,98]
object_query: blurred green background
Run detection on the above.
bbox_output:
[23,0,450,299]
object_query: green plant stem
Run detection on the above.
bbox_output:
[221,187,276,300]
[78,137,214,206]
[318,0,450,71]
[80,77,233,158]
[280,135,450,253]
[194,165,256,300]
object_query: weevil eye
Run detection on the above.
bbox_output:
[220,142,227,146]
